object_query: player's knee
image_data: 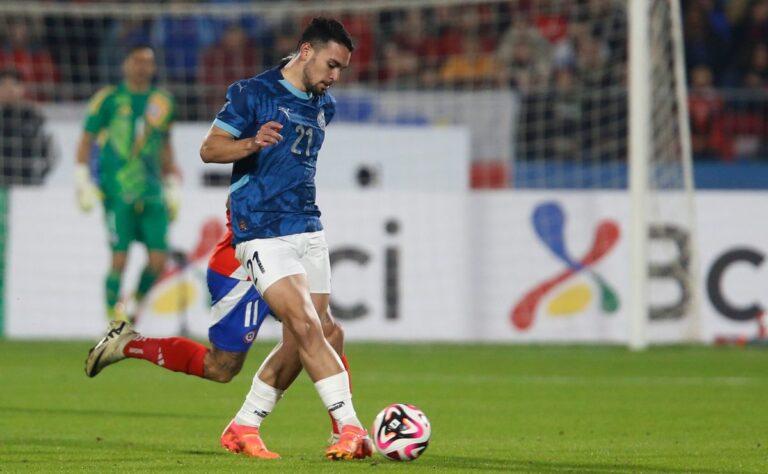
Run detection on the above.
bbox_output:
[204,352,244,383]
[280,306,321,334]
[207,365,241,383]
[147,254,167,273]
[209,371,236,383]
[110,259,127,273]
[324,318,344,346]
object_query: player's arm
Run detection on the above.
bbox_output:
[199,122,283,164]
[74,131,100,212]
[161,133,182,220]
[161,133,179,177]
[75,131,95,167]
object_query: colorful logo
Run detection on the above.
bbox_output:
[140,218,225,318]
[511,202,621,331]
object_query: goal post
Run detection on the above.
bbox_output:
[629,0,699,350]
[628,0,651,351]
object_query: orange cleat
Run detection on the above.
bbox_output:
[220,420,280,459]
[325,425,372,461]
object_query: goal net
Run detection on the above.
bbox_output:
[0,0,697,346]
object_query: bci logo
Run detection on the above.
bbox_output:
[707,247,765,321]
[512,201,766,330]
[329,218,401,321]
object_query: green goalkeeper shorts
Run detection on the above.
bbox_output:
[104,196,169,252]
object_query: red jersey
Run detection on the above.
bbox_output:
[207,214,248,280]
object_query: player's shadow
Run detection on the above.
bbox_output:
[432,455,747,474]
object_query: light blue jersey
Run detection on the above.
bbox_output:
[213,65,336,243]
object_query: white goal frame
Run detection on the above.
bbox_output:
[628,0,698,350]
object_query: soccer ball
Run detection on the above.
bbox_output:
[371,403,431,461]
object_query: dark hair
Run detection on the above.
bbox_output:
[297,17,354,52]
[124,43,155,59]
[0,68,22,82]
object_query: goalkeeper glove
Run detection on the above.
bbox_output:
[164,174,181,222]
[75,163,100,212]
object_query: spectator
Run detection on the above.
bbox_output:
[385,8,441,85]
[726,46,768,161]
[199,23,261,114]
[729,0,768,76]
[577,0,627,65]
[688,64,732,161]
[378,40,419,88]
[431,5,465,61]
[574,31,612,89]
[546,65,583,162]
[271,18,303,64]
[150,3,217,83]
[0,68,56,185]
[0,17,60,101]
[683,0,732,85]
[439,34,505,88]
[329,13,375,82]
[741,42,768,86]
[99,19,153,84]
[496,14,553,93]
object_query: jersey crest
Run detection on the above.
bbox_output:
[317,110,326,130]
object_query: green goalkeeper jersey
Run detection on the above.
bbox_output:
[84,83,175,200]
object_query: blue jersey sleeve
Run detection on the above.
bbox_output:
[213,80,254,138]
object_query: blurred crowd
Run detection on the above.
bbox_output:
[0,0,766,162]
[685,0,768,161]
[0,1,625,102]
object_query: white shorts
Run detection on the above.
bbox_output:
[235,231,331,296]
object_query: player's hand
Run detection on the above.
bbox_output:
[164,174,181,222]
[75,163,100,212]
[253,121,283,149]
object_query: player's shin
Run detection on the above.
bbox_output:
[315,371,362,429]
[105,270,123,320]
[327,354,351,438]
[234,375,284,428]
[135,267,161,302]
[123,336,208,377]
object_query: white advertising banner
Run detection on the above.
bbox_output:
[6,188,470,341]
[475,192,768,343]
[6,185,767,342]
[42,121,470,191]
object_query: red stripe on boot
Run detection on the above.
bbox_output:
[123,336,208,377]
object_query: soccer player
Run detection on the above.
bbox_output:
[199,17,370,460]
[85,204,358,459]
[75,45,181,322]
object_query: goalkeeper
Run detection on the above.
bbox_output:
[75,45,180,322]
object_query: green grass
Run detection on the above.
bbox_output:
[0,341,766,473]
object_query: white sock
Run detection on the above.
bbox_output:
[314,371,362,429]
[234,376,284,427]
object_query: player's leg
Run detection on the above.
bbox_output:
[247,306,352,443]
[225,312,349,459]
[310,293,371,460]
[84,320,210,378]
[86,269,267,381]
[236,236,344,380]
[237,232,369,460]
[302,232,369,459]
[314,305,350,442]
[105,251,127,320]
[131,197,169,321]
[103,199,134,322]
[218,287,284,459]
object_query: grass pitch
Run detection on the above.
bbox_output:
[0,340,766,473]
